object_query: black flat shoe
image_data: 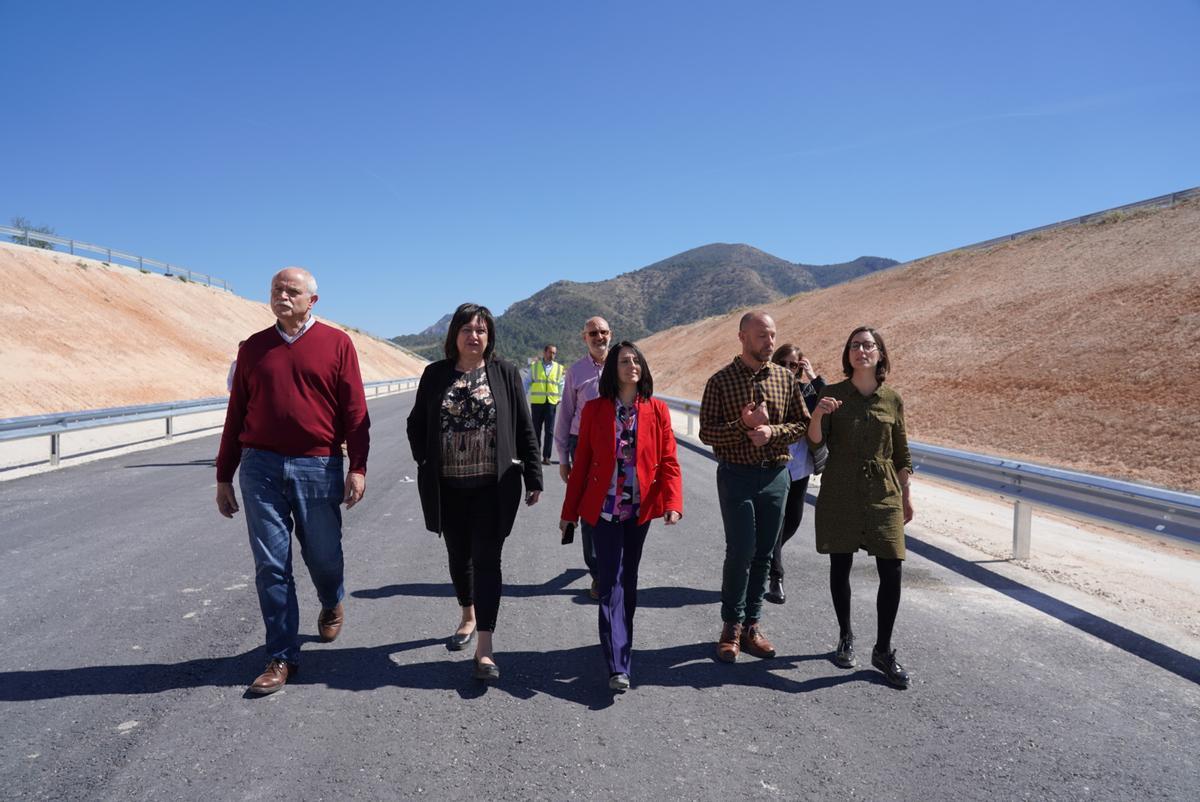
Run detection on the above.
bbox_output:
[871,646,910,689]
[473,658,500,682]
[448,628,476,651]
[764,577,786,605]
[833,633,856,668]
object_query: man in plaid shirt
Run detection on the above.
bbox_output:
[700,311,808,663]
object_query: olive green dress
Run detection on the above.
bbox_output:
[813,380,912,559]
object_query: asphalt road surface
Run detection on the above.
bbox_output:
[1,392,1197,800]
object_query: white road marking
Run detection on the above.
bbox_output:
[116,721,139,733]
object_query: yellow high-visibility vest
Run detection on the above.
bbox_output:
[529,360,564,404]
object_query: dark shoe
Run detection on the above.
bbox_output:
[473,657,500,682]
[608,673,631,692]
[541,458,552,465]
[248,659,296,695]
[716,622,742,663]
[448,627,476,651]
[589,578,600,600]
[871,646,910,688]
[739,622,777,659]
[764,577,786,605]
[317,603,344,643]
[834,633,857,668]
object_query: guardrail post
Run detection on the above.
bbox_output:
[50,433,61,466]
[1013,501,1032,559]
[165,416,174,441]
[107,248,112,262]
[687,411,695,437]
[70,240,75,255]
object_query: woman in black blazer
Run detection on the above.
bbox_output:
[406,303,543,681]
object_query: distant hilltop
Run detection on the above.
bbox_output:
[393,243,897,362]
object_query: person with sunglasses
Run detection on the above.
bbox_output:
[560,341,683,691]
[554,316,613,599]
[807,326,914,688]
[763,344,826,605]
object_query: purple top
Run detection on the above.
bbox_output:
[554,353,605,463]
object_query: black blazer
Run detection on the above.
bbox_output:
[406,357,543,536]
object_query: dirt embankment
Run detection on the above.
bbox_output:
[641,199,1200,493]
[0,243,426,417]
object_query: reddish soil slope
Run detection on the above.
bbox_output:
[0,243,425,417]
[641,199,1200,493]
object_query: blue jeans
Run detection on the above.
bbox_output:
[238,448,346,663]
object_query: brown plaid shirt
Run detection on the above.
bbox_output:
[699,356,809,466]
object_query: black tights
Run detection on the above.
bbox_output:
[829,553,902,652]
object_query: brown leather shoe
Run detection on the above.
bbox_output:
[318,602,344,642]
[248,659,296,695]
[740,622,777,659]
[716,622,742,663]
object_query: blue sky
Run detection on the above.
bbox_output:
[3,1,1198,338]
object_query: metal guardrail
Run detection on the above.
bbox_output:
[1,224,232,291]
[0,378,419,468]
[657,395,1200,556]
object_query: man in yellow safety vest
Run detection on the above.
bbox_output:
[525,344,565,465]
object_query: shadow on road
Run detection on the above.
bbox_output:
[123,458,216,468]
[907,536,1200,686]
[0,638,884,709]
[354,568,721,609]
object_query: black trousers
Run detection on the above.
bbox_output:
[770,476,810,581]
[440,482,505,632]
[530,402,557,461]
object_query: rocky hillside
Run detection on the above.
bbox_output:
[641,200,1200,493]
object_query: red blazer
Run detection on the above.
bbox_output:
[561,396,683,527]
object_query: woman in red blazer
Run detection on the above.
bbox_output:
[560,341,683,692]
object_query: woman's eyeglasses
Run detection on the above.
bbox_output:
[781,361,800,370]
[848,341,878,352]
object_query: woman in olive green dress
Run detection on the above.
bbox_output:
[807,326,913,688]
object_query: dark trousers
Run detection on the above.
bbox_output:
[716,463,789,624]
[566,434,598,579]
[770,476,810,581]
[440,482,505,632]
[593,516,650,676]
[530,402,557,461]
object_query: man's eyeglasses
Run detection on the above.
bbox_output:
[586,329,610,338]
[848,341,878,352]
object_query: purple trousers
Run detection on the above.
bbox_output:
[593,516,651,677]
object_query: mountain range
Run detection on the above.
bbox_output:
[393,243,897,362]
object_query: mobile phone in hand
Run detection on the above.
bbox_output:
[561,522,576,545]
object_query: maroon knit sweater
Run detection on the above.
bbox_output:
[216,321,371,482]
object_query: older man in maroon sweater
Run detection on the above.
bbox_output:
[216,267,370,695]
